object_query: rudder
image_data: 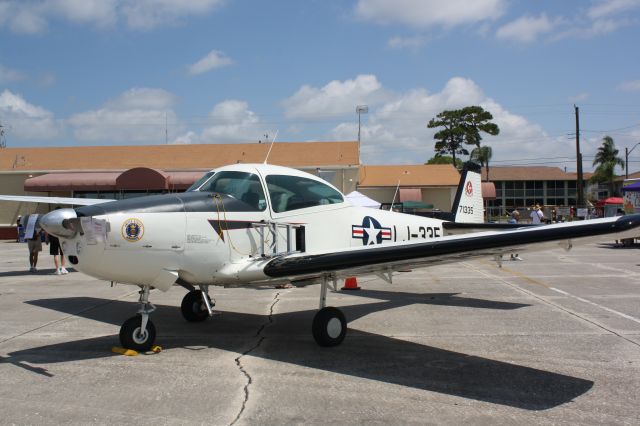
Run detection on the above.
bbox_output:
[451,162,484,223]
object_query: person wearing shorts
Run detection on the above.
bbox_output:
[27,231,43,272]
[48,234,68,275]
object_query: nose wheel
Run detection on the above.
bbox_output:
[120,315,156,352]
[119,286,157,352]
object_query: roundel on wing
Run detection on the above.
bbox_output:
[465,181,473,197]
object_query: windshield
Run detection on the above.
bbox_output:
[266,174,344,213]
[186,171,215,192]
[197,171,267,211]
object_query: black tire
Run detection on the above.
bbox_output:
[181,290,212,322]
[119,315,156,352]
[312,307,347,347]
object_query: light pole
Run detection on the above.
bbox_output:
[356,105,368,143]
[625,142,640,179]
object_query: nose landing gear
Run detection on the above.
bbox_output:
[119,286,157,352]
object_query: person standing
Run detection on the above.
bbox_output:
[46,232,68,275]
[508,210,523,261]
[530,204,544,224]
[24,214,43,272]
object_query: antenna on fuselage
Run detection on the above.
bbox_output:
[263,130,279,164]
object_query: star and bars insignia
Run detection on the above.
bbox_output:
[352,216,392,246]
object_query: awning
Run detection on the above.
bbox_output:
[623,181,640,192]
[169,171,209,190]
[24,172,119,192]
[482,182,496,200]
[595,197,624,207]
[24,168,207,192]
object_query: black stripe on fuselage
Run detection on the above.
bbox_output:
[208,220,255,241]
[75,192,261,216]
[263,215,640,278]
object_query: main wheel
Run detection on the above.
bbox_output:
[119,315,156,352]
[312,307,347,347]
[181,290,212,322]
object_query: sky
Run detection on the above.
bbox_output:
[1,0,640,172]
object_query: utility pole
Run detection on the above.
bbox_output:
[575,105,584,207]
[625,143,640,179]
[0,123,6,149]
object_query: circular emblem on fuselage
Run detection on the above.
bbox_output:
[465,181,473,196]
[122,218,144,242]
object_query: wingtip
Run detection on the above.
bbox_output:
[614,213,640,231]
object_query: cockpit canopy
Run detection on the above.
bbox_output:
[188,169,344,213]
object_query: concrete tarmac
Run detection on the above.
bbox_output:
[0,240,639,425]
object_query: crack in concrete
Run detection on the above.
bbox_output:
[229,292,280,426]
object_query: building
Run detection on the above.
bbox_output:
[0,141,360,238]
[357,164,461,211]
[484,166,594,216]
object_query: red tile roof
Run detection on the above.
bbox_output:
[0,141,359,172]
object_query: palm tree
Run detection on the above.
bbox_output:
[590,136,625,196]
[470,145,493,181]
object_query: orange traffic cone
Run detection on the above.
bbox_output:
[341,276,360,291]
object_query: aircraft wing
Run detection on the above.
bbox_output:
[264,215,640,281]
[0,195,114,206]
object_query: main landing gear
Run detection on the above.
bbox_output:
[119,286,157,352]
[117,281,344,350]
[312,275,347,347]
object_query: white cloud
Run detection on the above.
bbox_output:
[325,76,551,165]
[0,90,62,140]
[588,0,640,19]
[387,35,429,50]
[173,100,268,144]
[68,88,179,143]
[0,64,26,84]
[282,74,390,119]
[187,50,234,76]
[496,14,557,43]
[355,0,507,28]
[53,0,118,27]
[618,80,640,91]
[0,0,225,33]
[569,92,590,102]
[120,0,226,30]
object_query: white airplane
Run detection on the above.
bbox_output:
[3,162,639,352]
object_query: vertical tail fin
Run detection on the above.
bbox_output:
[451,162,484,223]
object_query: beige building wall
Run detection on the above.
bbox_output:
[0,172,52,227]
[357,187,456,211]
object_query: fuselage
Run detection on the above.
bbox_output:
[52,163,449,290]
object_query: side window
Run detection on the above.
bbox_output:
[266,175,344,213]
[199,171,267,211]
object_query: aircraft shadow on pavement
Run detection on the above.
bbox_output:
[4,294,591,410]
[0,268,78,278]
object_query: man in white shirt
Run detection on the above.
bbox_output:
[530,204,544,224]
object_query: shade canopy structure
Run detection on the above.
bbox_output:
[622,181,640,192]
[345,191,381,208]
[595,197,624,207]
[481,182,496,200]
[24,168,209,192]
